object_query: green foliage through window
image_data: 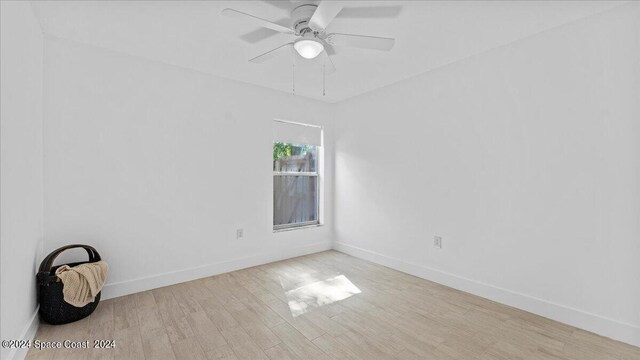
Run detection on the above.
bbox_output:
[273,142,315,161]
[273,142,292,161]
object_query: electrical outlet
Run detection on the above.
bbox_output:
[236,229,244,239]
[434,235,442,249]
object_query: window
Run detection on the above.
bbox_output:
[273,121,322,230]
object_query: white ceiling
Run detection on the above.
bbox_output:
[31,1,626,103]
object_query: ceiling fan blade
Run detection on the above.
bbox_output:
[337,6,402,19]
[309,1,343,32]
[322,51,336,75]
[222,8,294,34]
[249,42,293,63]
[240,17,289,44]
[240,28,279,44]
[324,43,336,56]
[327,33,395,51]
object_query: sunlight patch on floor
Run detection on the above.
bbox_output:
[285,274,361,317]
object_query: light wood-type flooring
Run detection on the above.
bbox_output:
[26,250,639,360]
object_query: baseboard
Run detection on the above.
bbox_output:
[101,241,332,300]
[5,307,39,360]
[333,241,640,347]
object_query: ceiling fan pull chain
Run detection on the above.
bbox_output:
[292,48,296,95]
[322,58,326,97]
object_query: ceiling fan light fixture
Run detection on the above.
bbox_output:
[294,39,324,59]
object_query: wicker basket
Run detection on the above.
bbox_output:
[36,244,102,325]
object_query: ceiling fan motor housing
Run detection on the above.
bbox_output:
[291,4,319,35]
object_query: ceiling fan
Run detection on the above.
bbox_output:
[222,1,399,73]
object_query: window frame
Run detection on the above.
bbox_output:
[272,132,322,232]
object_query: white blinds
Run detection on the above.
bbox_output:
[273,120,322,146]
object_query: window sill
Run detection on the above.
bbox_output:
[273,224,323,233]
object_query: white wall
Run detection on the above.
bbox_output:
[43,37,335,299]
[334,3,640,346]
[0,2,45,360]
